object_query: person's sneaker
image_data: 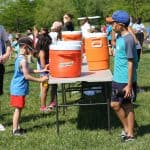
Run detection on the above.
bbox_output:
[13,129,24,136]
[48,101,56,109]
[19,128,27,133]
[120,130,127,139]
[40,106,51,113]
[0,124,5,131]
[124,136,135,142]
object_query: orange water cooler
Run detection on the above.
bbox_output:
[61,31,85,53]
[62,31,82,41]
[84,33,109,71]
[49,43,82,78]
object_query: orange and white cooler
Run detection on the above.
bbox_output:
[49,44,81,78]
[84,33,109,71]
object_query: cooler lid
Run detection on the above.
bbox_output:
[62,31,82,35]
[85,32,107,38]
[50,44,81,51]
[57,41,82,45]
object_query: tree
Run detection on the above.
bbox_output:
[34,0,78,28]
[0,0,36,32]
[0,0,150,32]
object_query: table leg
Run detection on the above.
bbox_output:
[56,90,59,134]
[61,84,66,114]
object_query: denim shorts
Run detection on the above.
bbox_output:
[111,81,137,104]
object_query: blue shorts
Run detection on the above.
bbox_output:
[37,62,49,77]
[111,81,137,104]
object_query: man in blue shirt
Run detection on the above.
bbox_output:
[107,10,138,142]
[0,25,12,131]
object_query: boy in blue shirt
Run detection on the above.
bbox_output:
[108,10,138,142]
[10,37,49,136]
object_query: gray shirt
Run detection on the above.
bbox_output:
[0,25,8,55]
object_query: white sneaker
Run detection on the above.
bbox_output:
[120,130,127,139]
[0,124,6,131]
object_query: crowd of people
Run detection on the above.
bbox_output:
[0,11,149,140]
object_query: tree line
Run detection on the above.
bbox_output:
[0,0,149,32]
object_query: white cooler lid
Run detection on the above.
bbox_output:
[50,44,81,51]
[57,41,82,45]
[62,31,82,35]
[85,32,107,38]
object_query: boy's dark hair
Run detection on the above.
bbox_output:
[18,37,34,51]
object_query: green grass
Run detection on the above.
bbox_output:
[0,46,150,150]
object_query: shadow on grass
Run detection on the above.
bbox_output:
[76,93,120,131]
[4,112,56,127]
[142,50,150,54]
[137,124,150,137]
[139,86,150,92]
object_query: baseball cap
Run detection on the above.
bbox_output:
[18,37,34,51]
[106,10,130,26]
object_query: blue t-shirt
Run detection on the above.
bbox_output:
[113,33,138,83]
[10,55,29,96]
[106,25,112,41]
[11,40,20,54]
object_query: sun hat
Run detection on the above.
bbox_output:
[106,10,130,26]
[18,37,34,51]
[51,21,62,30]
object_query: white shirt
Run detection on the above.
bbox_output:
[81,22,91,38]
[49,32,58,44]
[132,23,145,33]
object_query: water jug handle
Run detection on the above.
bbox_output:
[91,40,102,48]
[58,53,74,57]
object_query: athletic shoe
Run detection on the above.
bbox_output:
[40,106,51,113]
[0,124,5,131]
[123,136,135,142]
[48,101,56,109]
[19,128,27,133]
[120,130,127,139]
[13,129,24,136]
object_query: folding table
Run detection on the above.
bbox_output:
[49,64,113,134]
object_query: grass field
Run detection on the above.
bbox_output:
[0,44,150,150]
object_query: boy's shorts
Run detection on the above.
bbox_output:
[10,95,26,108]
[111,81,137,104]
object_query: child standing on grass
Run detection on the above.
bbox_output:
[10,37,49,136]
[107,10,138,142]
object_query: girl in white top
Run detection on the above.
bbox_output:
[80,17,91,38]
[49,21,62,44]
[132,17,145,47]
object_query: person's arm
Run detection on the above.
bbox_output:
[0,26,12,63]
[2,44,12,63]
[123,59,133,98]
[128,26,139,44]
[21,59,48,82]
[30,64,49,73]
[39,50,46,69]
[111,30,116,47]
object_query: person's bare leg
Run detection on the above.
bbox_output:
[123,104,135,137]
[111,102,128,133]
[40,85,48,107]
[50,84,57,103]
[13,108,22,130]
